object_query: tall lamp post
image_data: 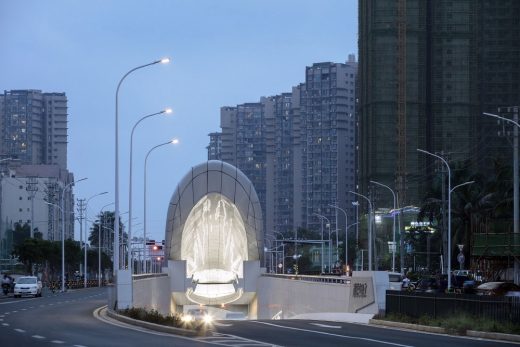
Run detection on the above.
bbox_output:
[483,109,519,284]
[60,177,87,292]
[114,57,170,282]
[370,181,398,272]
[349,191,373,271]
[83,192,108,288]
[329,204,348,271]
[98,202,114,287]
[128,108,172,274]
[313,213,331,272]
[417,148,453,289]
[143,139,179,273]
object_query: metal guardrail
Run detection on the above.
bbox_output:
[132,273,168,281]
[386,290,520,322]
[261,273,351,284]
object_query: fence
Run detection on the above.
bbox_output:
[386,290,520,323]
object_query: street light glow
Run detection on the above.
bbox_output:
[171,138,179,144]
[164,108,173,114]
[160,57,171,64]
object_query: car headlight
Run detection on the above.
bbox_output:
[181,314,193,323]
[203,314,213,324]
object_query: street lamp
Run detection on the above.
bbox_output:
[329,204,348,269]
[417,148,453,289]
[83,191,108,288]
[128,108,172,275]
[98,202,114,287]
[313,213,331,273]
[114,57,170,282]
[60,177,87,292]
[143,139,179,273]
[483,110,519,284]
[370,180,398,272]
[349,191,373,271]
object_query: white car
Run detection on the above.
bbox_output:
[14,276,42,298]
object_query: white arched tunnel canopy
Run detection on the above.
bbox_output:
[165,160,263,273]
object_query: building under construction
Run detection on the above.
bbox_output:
[358,0,520,276]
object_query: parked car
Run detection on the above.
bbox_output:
[13,276,42,298]
[476,281,520,296]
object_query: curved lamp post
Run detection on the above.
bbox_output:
[417,148,452,289]
[114,57,170,278]
[60,177,87,292]
[329,204,348,268]
[143,139,179,273]
[483,110,519,285]
[370,180,398,272]
[128,108,172,274]
[83,191,108,288]
[98,202,114,287]
[349,191,373,271]
[313,213,331,273]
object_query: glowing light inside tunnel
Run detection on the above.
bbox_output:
[181,193,248,304]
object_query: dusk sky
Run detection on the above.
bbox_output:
[0,0,357,243]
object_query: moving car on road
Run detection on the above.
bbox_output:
[475,281,520,296]
[13,276,42,298]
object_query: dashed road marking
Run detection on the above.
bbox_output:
[21,308,27,311]
[2,323,9,326]
[310,323,342,329]
[14,328,26,333]
[51,340,65,344]
[73,345,88,347]
[32,335,45,339]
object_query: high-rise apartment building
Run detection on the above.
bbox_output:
[0,90,68,169]
[206,132,222,160]
[359,0,520,207]
[215,58,358,249]
[301,60,358,233]
[0,90,74,257]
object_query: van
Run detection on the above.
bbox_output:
[388,272,403,291]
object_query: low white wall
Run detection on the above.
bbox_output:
[132,275,171,316]
[257,274,380,319]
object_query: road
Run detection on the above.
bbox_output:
[0,287,517,347]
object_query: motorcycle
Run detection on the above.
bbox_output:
[2,283,10,295]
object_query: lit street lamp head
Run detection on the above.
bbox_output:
[164,108,173,114]
[171,138,179,145]
[160,57,171,64]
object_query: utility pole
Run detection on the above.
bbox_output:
[26,177,38,238]
[77,199,85,276]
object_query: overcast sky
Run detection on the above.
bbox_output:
[0,0,358,243]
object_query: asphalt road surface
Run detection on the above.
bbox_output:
[0,287,517,347]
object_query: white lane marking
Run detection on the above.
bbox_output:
[310,323,342,329]
[12,310,18,313]
[14,328,26,333]
[0,298,33,305]
[51,340,65,344]
[254,321,416,347]
[2,323,9,326]
[73,345,88,347]
[21,308,27,311]
[213,321,233,327]
[0,318,3,321]
[32,335,45,339]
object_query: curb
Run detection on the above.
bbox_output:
[467,330,520,343]
[105,308,208,337]
[369,319,445,334]
[369,319,520,344]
